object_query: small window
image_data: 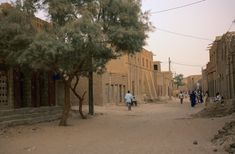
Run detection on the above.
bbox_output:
[154,64,158,70]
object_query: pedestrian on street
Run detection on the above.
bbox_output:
[132,96,137,106]
[190,91,196,107]
[178,91,184,104]
[204,91,209,108]
[125,90,133,111]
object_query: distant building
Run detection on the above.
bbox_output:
[153,61,173,98]
[185,75,202,91]
[173,75,202,97]
[177,78,188,92]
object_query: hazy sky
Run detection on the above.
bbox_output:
[1,0,235,77]
[141,0,235,76]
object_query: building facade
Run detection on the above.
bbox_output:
[184,75,202,91]
[0,3,64,109]
[172,74,202,97]
[71,48,158,106]
[203,32,235,99]
[153,61,173,98]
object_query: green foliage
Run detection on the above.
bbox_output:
[15,0,38,15]
[1,0,151,79]
[0,0,151,125]
[173,73,185,88]
[0,5,36,66]
[21,0,150,78]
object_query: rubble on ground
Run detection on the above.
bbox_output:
[192,99,235,153]
[212,121,235,154]
[192,99,235,118]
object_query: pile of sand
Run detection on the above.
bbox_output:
[212,121,235,154]
[192,99,235,153]
[192,100,235,118]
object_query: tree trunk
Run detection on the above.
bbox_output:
[59,82,71,126]
[79,96,86,119]
[88,53,94,115]
[88,70,94,115]
[70,87,87,119]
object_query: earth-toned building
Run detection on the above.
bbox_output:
[0,3,63,110]
[203,32,235,99]
[153,61,173,98]
[71,48,158,106]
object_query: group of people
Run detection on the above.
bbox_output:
[188,90,204,107]
[178,90,206,107]
[178,90,223,108]
[125,89,224,111]
[124,91,137,111]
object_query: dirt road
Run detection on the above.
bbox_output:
[0,99,234,154]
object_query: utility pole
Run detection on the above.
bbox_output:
[88,70,94,115]
[168,57,171,72]
[88,52,94,115]
[168,57,172,100]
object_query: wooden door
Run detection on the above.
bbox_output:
[31,71,41,107]
[13,69,23,108]
[48,72,55,106]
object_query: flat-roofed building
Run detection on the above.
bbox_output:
[203,32,235,99]
[153,61,173,98]
[71,48,158,105]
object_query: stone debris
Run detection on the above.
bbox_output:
[193,140,198,145]
[192,101,235,118]
[212,121,235,154]
[192,99,235,153]
[24,146,36,152]
[31,127,38,131]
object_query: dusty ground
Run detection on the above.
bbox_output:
[0,99,234,154]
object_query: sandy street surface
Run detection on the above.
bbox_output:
[0,99,234,154]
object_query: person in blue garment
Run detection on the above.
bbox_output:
[124,91,133,111]
[190,90,196,107]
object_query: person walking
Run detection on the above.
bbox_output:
[125,91,133,111]
[179,91,184,104]
[132,96,137,106]
[190,91,196,107]
[204,91,209,108]
[199,90,203,103]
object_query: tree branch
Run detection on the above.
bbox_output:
[72,74,80,90]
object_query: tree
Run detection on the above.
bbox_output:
[173,73,185,88]
[4,0,151,126]
[0,3,36,65]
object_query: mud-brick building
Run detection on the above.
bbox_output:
[153,61,173,98]
[185,75,202,91]
[0,3,64,110]
[203,32,235,99]
[0,67,65,109]
[124,48,157,101]
[71,48,158,106]
[171,74,202,97]
[202,36,221,97]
